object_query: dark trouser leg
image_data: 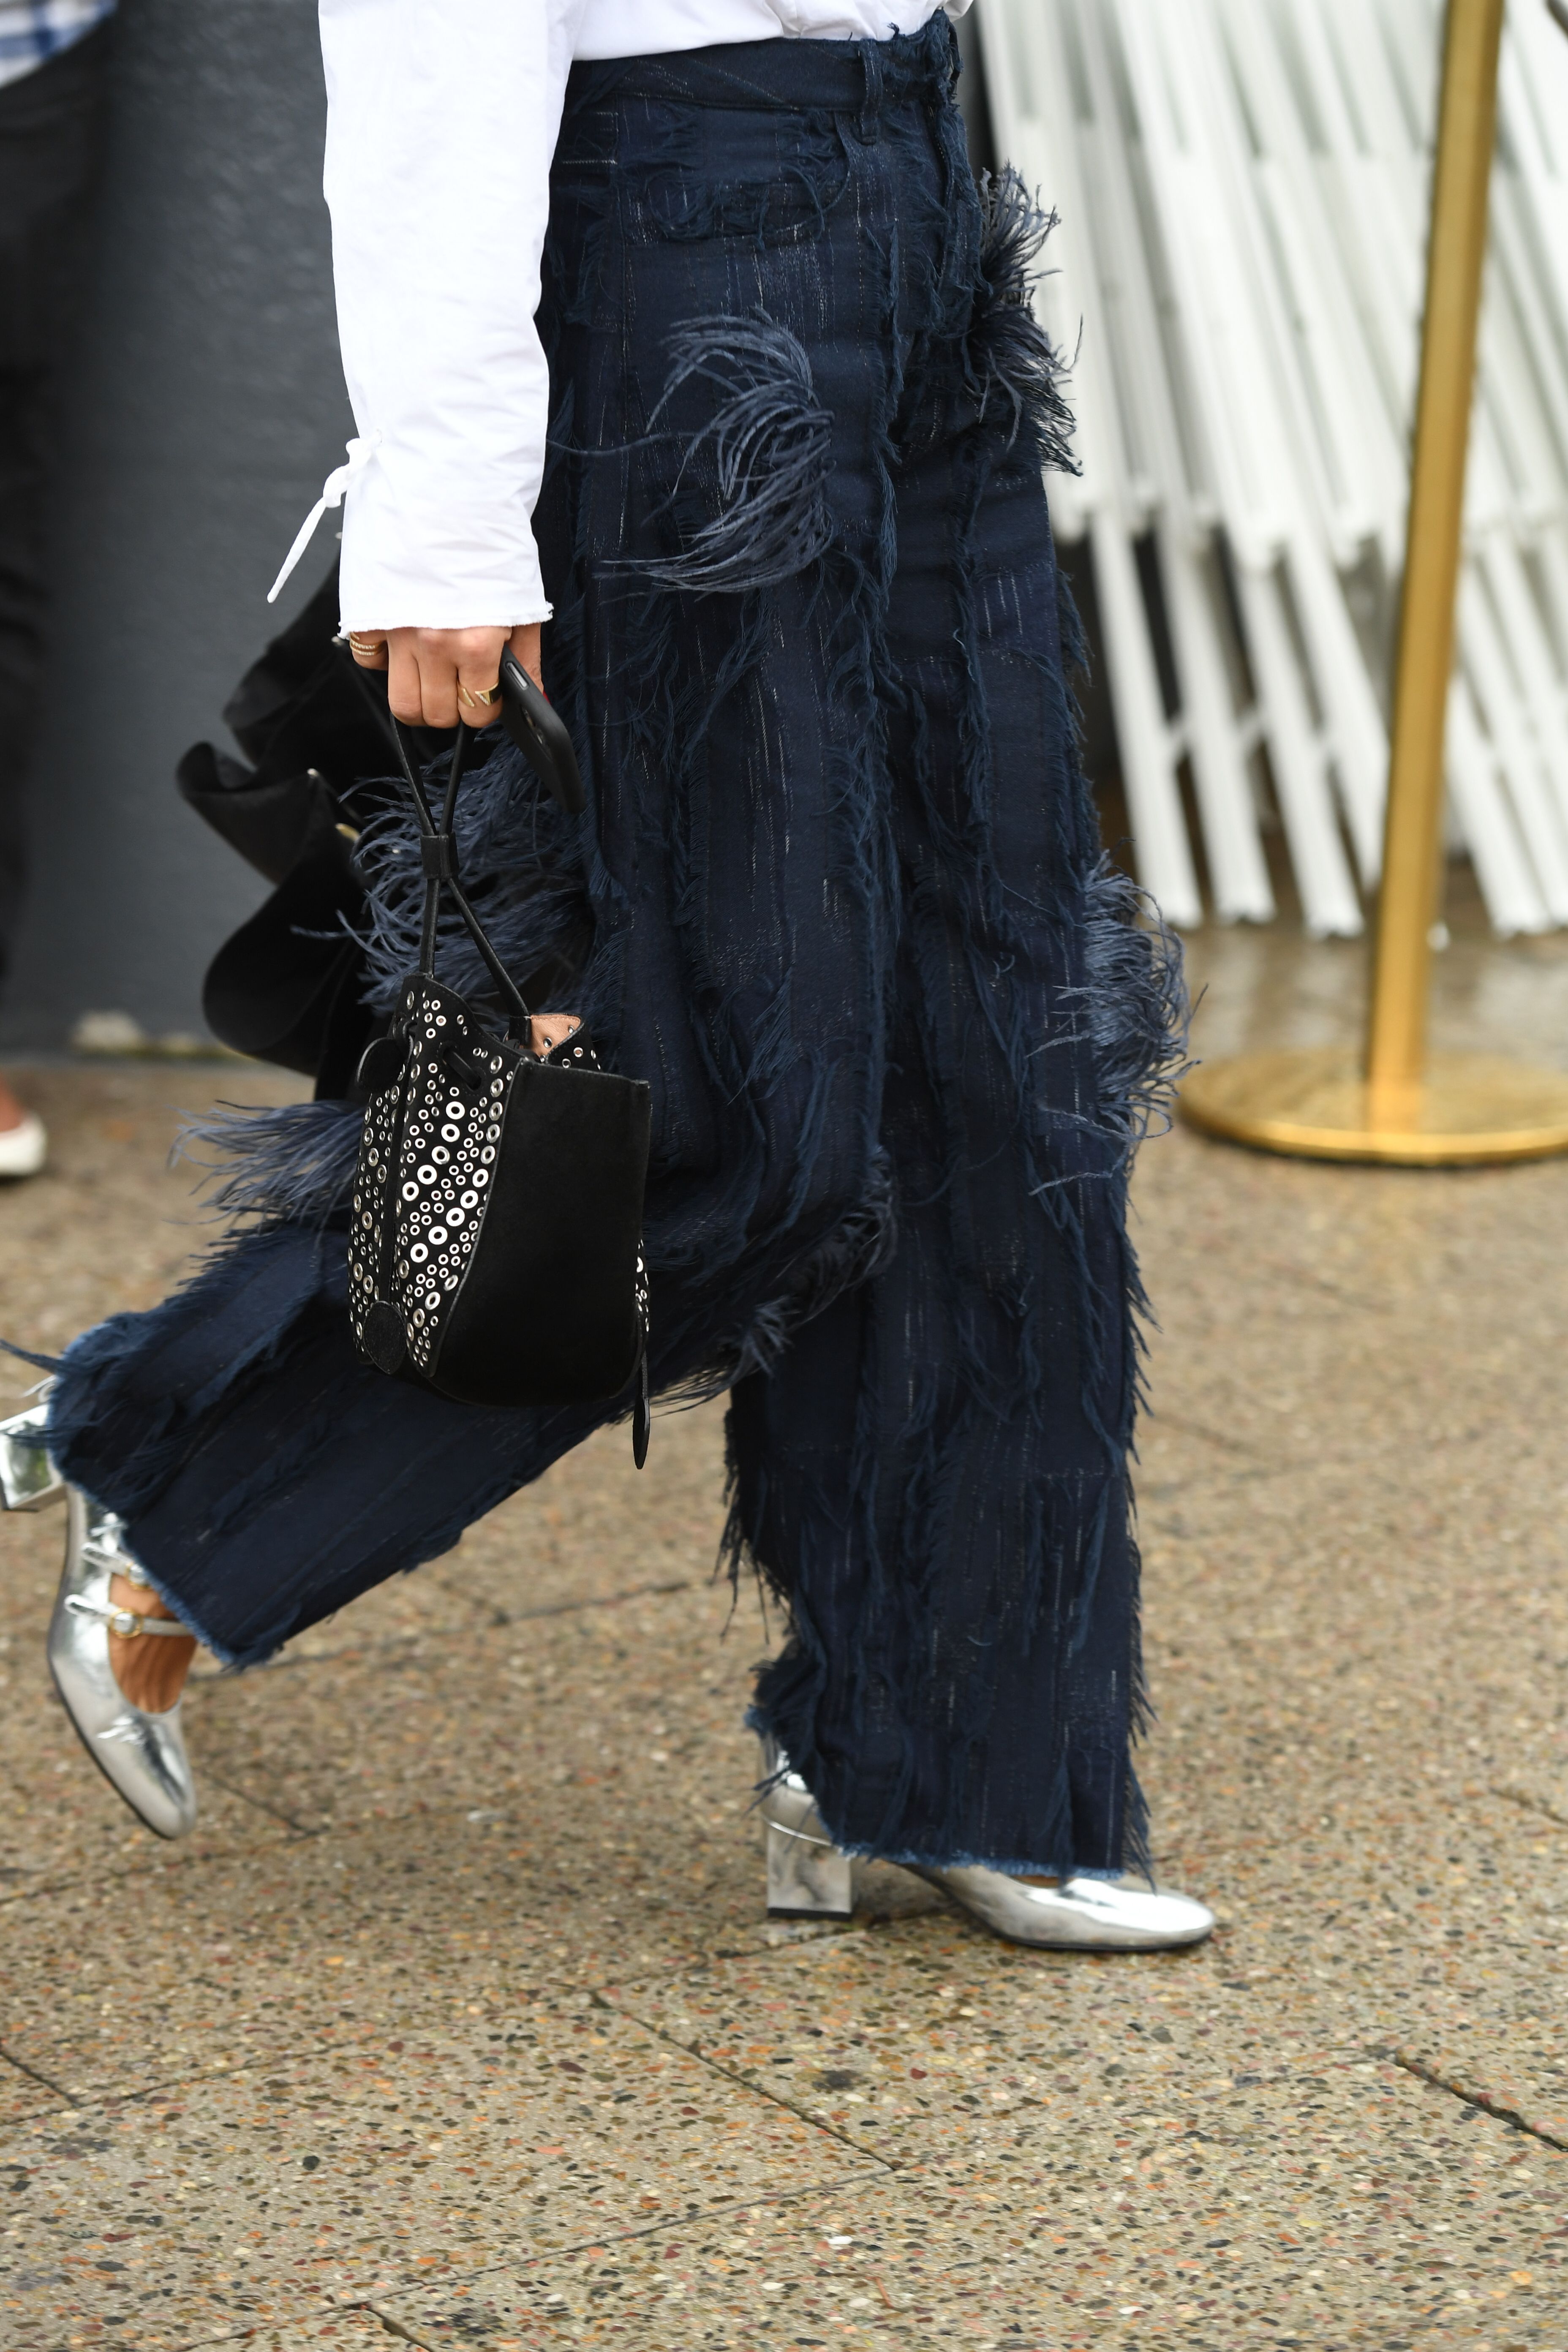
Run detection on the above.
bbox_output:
[735,990,1145,1878]
[735,873,1149,1878]
[48,1225,628,1667]
[739,296,1164,1877]
[0,26,110,988]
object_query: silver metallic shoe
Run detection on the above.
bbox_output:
[47,1489,199,1840]
[758,1743,853,1918]
[0,1383,65,1512]
[909,1862,1215,1951]
[758,1743,1213,1950]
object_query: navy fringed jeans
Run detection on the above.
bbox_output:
[48,16,1183,1878]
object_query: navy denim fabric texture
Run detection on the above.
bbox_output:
[47,14,1183,1877]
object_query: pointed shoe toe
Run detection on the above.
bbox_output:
[47,1490,198,1840]
[914,1862,1214,1952]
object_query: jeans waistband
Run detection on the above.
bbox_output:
[566,9,959,117]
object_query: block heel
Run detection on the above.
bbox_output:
[765,1817,854,1918]
[758,1739,854,1919]
[0,1387,64,1513]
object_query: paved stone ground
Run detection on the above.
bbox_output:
[3,925,1568,2351]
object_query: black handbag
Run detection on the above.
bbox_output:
[347,714,653,1463]
[178,574,588,1102]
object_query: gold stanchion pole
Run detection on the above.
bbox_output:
[1179,0,1568,1167]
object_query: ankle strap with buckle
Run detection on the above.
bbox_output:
[65,1596,193,1639]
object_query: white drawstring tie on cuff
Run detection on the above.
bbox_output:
[267,431,382,604]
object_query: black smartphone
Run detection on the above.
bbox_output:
[498,648,586,817]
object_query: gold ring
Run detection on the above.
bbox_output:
[347,632,384,656]
[459,683,501,710]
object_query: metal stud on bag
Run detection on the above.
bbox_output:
[344,697,653,1460]
[351,980,508,1381]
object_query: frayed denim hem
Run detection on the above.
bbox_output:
[109,1499,248,1668]
[745,1705,1150,1883]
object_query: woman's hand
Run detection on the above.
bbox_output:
[347,624,578,1059]
[347,621,543,724]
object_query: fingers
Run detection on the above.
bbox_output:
[455,643,504,722]
[386,634,426,726]
[352,625,545,725]
[528,1013,581,1059]
[379,626,510,727]
[422,626,506,727]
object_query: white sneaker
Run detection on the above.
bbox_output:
[0,1113,46,1179]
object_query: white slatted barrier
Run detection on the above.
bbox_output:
[977,0,1568,935]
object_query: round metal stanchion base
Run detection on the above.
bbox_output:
[1179,1048,1568,1167]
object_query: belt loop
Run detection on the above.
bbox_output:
[857,37,882,142]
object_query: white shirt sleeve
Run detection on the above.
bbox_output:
[318,0,588,632]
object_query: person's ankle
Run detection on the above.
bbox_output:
[105,1571,196,1711]
[0,1075,27,1135]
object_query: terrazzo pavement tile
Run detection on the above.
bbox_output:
[1111,1756,1568,2149]
[0,1528,792,2103]
[171,1560,757,1838]
[0,1834,912,2118]
[240,2317,414,2352]
[1116,1116,1568,2156]
[0,2003,855,2350]
[0,1064,307,1386]
[599,1906,1568,2164]
[584,1931,1568,2333]
[170,1573,938,1944]
[0,1631,933,2115]
[1,1464,933,2111]
[0,2050,62,2128]
[416,1393,732,1626]
[1131,1154,1568,1492]
[368,2074,1566,2348]
[365,2185,1044,2347]
[599,1921,1329,2163]
[0,1806,738,2107]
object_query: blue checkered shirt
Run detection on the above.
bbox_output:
[0,0,115,89]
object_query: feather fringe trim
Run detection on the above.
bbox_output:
[174,1099,363,1229]
[1077,853,1190,1155]
[971,167,1081,471]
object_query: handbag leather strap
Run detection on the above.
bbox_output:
[389,717,533,1028]
[338,644,532,1032]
